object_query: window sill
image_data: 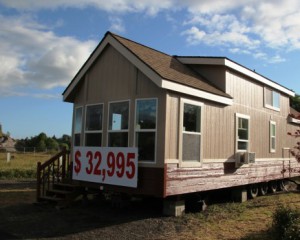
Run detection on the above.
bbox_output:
[179,161,202,168]
[265,104,280,112]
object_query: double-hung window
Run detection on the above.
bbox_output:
[74,107,83,146]
[236,113,250,151]
[108,101,129,147]
[85,104,103,146]
[265,88,280,111]
[179,99,203,166]
[270,121,276,153]
[135,98,157,162]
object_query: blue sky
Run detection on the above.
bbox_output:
[0,0,300,139]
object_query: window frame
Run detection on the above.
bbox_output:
[73,106,83,146]
[84,103,104,147]
[134,98,158,163]
[264,87,280,111]
[235,113,250,152]
[270,120,276,153]
[179,98,203,168]
[107,100,130,147]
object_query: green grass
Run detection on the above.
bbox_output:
[171,193,300,240]
[0,152,54,179]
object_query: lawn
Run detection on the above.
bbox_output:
[0,152,54,179]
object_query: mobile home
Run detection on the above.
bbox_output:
[62,32,300,215]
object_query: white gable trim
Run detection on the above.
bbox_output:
[177,57,295,97]
[161,79,233,105]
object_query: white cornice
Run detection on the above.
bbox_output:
[177,57,295,97]
[161,79,233,105]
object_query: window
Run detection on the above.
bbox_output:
[135,99,157,162]
[265,88,280,110]
[179,99,203,166]
[270,121,276,153]
[236,113,250,151]
[85,104,103,146]
[74,107,83,146]
[108,101,129,147]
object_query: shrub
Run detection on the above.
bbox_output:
[272,206,300,240]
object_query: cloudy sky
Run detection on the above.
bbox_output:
[0,0,300,138]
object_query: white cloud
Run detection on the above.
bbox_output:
[0,15,96,97]
[0,0,174,15]
[109,16,126,33]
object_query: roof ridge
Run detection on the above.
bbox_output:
[108,31,173,59]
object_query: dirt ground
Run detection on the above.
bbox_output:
[0,180,189,240]
[0,180,299,240]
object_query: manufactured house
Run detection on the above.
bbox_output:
[61,32,300,214]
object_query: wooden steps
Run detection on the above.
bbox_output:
[39,182,84,207]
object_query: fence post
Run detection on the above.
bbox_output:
[36,162,41,202]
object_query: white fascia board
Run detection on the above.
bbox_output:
[161,79,233,105]
[177,57,295,97]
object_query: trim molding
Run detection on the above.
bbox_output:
[161,79,233,105]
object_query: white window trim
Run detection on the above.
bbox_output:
[235,113,250,152]
[73,106,83,146]
[179,98,204,168]
[107,100,130,147]
[270,121,276,153]
[134,98,158,164]
[264,87,280,112]
[84,103,104,146]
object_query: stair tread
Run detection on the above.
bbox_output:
[40,195,64,202]
[47,189,74,195]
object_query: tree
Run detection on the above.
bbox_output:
[288,129,300,163]
[290,94,300,112]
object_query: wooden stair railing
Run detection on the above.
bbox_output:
[36,147,72,202]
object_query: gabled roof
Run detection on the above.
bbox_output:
[177,56,295,97]
[63,32,233,105]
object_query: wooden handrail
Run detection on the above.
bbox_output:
[36,147,71,201]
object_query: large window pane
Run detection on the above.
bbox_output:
[74,134,81,146]
[108,132,128,147]
[74,107,82,146]
[183,133,201,161]
[109,101,129,130]
[273,92,280,109]
[238,141,248,151]
[85,133,102,147]
[135,99,157,162]
[75,107,82,133]
[86,105,103,131]
[183,103,201,132]
[238,118,248,140]
[136,99,156,129]
[136,132,155,161]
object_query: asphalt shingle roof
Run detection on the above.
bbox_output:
[111,32,230,98]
